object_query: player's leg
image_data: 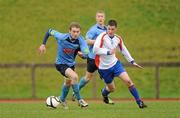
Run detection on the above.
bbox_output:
[78,71,94,90]
[72,71,93,100]
[58,78,71,109]
[65,68,88,107]
[55,64,71,109]
[59,78,71,103]
[78,58,97,90]
[101,82,115,104]
[98,67,115,104]
[100,60,124,104]
[65,68,81,100]
[72,58,97,101]
[118,72,147,108]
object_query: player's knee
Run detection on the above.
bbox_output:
[108,86,115,92]
[127,81,134,87]
[70,75,79,85]
[64,80,72,86]
[72,74,79,81]
[110,87,116,92]
[66,83,71,87]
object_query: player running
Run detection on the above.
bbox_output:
[38,22,89,109]
[93,19,147,108]
[72,10,107,101]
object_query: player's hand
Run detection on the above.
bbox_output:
[77,51,83,57]
[109,48,116,55]
[132,62,143,69]
[86,39,95,45]
[38,44,46,55]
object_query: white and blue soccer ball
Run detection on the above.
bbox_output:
[46,96,60,108]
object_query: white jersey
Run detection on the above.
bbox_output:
[93,32,134,69]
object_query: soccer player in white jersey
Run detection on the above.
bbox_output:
[93,20,147,108]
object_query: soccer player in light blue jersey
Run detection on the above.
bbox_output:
[72,10,107,101]
[38,22,89,109]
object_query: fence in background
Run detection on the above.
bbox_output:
[0,62,180,99]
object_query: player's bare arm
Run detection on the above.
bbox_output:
[131,61,143,69]
[38,44,46,55]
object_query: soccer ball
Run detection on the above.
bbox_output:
[46,96,60,108]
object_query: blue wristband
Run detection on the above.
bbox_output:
[130,60,135,64]
[107,51,111,55]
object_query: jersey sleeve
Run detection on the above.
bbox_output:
[118,37,134,63]
[48,29,64,41]
[79,36,89,57]
[93,33,109,55]
[85,27,96,39]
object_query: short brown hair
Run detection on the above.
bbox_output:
[69,22,81,30]
[96,10,105,15]
[108,19,117,27]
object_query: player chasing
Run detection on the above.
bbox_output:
[93,19,147,108]
[71,10,107,101]
[38,22,89,109]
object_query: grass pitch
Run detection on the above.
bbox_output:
[0,101,179,118]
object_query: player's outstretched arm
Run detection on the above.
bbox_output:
[38,29,50,55]
[131,61,143,69]
[118,37,143,69]
[38,29,62,55]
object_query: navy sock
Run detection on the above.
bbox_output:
[102,87,110,97]
[78,77,89,90]
[129,85,141,103]
[72,83,82,100]
[59,85,70,102]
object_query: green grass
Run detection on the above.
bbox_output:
[0,101,180,118]
[0,0,179,63]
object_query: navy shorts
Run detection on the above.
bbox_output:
[87,58,98,73]
[98,61,125,84]
[55,64,75,77]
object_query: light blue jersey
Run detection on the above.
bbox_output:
[86,24,107,59]
[48,29,89,66]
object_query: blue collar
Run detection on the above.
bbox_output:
[69,34,78,41]
[96,24,106,30]
[109,35,114,39]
